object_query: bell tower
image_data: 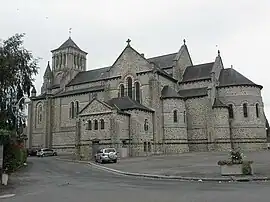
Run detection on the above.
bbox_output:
[50,36,88,87]
[51,37,87,72]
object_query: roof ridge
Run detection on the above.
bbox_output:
[188,62,215,68]
[147,52,177,60]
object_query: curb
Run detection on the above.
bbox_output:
[55,158,270,182]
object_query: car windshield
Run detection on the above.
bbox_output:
[105,149,115,153]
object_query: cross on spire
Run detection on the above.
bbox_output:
[183,39,186,45]
[126,38,131,46]
[69,28,72,38]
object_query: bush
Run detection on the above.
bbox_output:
[3,142,27,173]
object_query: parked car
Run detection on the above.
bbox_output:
[95,148,118,163]
[27,148,39,156]
[37,148,57,157]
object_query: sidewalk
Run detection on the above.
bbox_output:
[57,150,270,181]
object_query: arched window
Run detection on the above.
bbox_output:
[37,104,43,124]
[77,55,80,66]
[119,84,125,97]
[94,120,98,130]
[173,110,178,123]
[75,101,79,117]
[87,120,92,130]
[100,119,105,129]
[69,102,75,118]
[127,77,132,99]
[183,111,186,123]
[63,54,66,65]
[243,103,248,117]
[144,119,149,131]
[256,103,259,118]
[228,104,234,119]
[135,82,140,103]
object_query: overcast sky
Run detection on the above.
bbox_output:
[1,0,270,116]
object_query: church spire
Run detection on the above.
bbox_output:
[44,61,52,78]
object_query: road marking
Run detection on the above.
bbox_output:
[0,194,16,199]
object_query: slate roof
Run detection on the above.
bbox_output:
[181,62,214,83]
[106,96,153,112]
[147,53,177,69]
[178,87,208,99]
[161,86,182,99]
[54,86,104,98]
[52,37,86,53]
[218,68,262,89]
[67,52,178,87]
[212,98,228,108]
[67,67,110,86]
[44,62,52,78]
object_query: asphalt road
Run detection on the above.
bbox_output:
[1,157,270,202]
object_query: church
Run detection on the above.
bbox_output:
[27,37,268,159]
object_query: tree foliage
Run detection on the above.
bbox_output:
[0,33,39,132]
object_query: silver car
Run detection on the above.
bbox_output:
[37,148,57,157]
[95,148,118,163]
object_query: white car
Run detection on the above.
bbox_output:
[95,148,118,163]
[37,148,57,157]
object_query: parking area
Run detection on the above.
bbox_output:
[103,151,270,178]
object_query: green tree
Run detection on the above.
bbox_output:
[0,33,39,133]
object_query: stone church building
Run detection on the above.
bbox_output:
[27,37,267,159]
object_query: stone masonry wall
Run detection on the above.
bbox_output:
[218,86,267,150]
[127,109,153,157]
[185,97,210,151]
[180,80,210,90]
[31,100,46,148]
[210,107,231,151]
[162,98,188,154]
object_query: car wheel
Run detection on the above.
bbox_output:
[113,159,117,163]
[41,154,45,157]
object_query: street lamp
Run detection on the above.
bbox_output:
[12,96,31,140]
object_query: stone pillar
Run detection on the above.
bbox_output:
[75,119,81,160]
[47,96,53,148]
[27,101,33,148]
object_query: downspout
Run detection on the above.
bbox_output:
[128,114,131,157]
[161,98,165,153]
[229,119,234,150]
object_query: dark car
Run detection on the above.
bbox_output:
[27,148,39,156]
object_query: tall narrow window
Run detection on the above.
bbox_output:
[256,103,259,118]
[144,119,149,131]
[77,55,80,67]
[37,105,43,124]
[143,142,147,152]
[74,55,76,65]
[119,84,125,97]
[183,111,186,123]
[87,120,92,130]
[243,103,248,117]
[148,142,151,152]
[100,119,105,129]
[69,102,75,118]
[135,82,140,103]
[75,101,79,116]
[94,120,98,130]
[127,77,132,99]
[228,104,234,119]
[63,54,66,65]
[173,110,178,123]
